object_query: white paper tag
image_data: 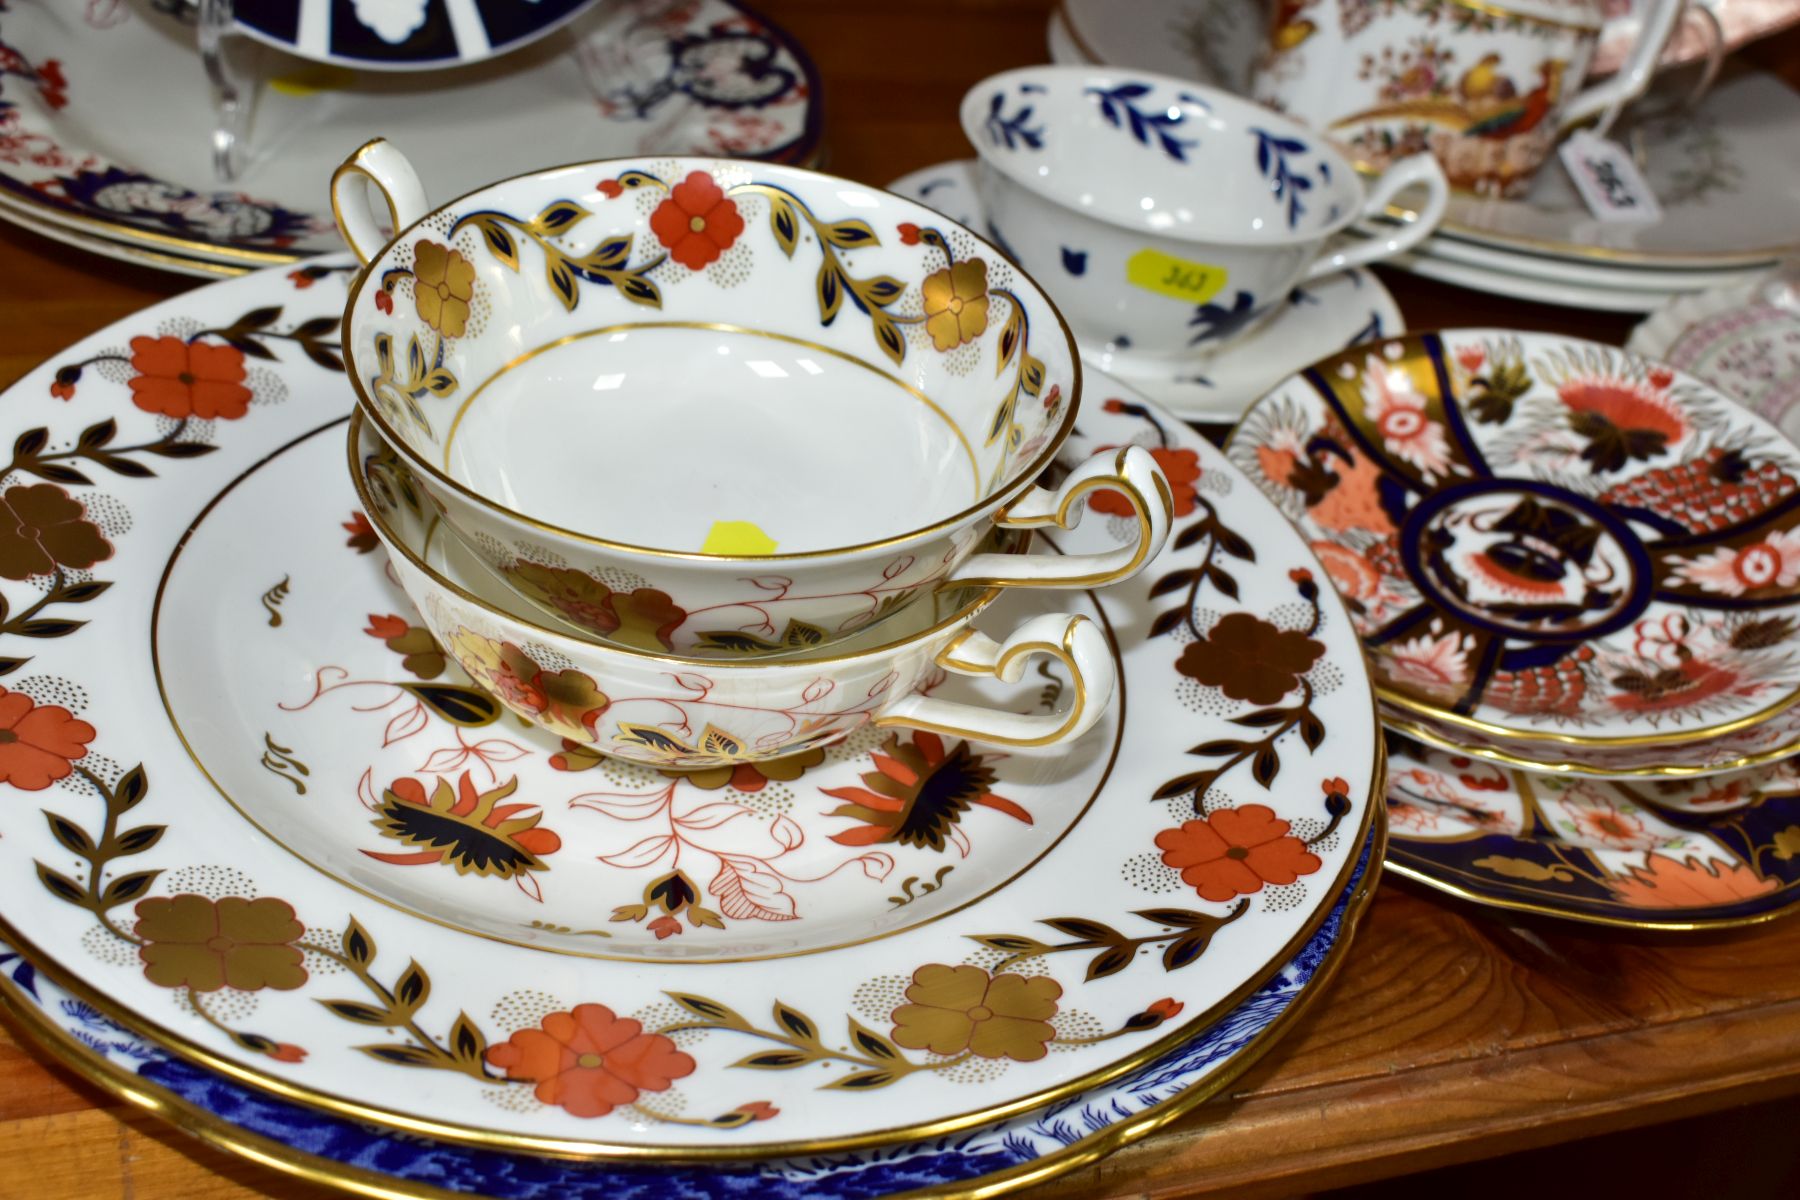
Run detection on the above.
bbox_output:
[1559,130,1662,224]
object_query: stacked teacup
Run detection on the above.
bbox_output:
[333,141,1172,770]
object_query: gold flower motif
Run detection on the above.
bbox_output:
[921,259,990,351]
[412,241,475,338]
[134,895,306,993]
[889,963,1061,1062]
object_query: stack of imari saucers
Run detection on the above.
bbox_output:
[0,124,1388,1200]
[1228,329,1800,931]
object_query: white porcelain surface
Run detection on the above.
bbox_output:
[338,148,1177,654]
[1390,247,1677,310]
[0,0,821,262]
[1413,227,1770,291]
[889,158,1406,423]
[959,66,1445,363]
[0,256,1377,1153]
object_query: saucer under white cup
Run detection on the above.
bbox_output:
[887,159,1404,422]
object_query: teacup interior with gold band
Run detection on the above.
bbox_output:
[442,324,980,552]
[346,157,1076,556]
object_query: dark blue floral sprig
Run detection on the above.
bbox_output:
[1085,83,1203,163]
[984,88,1045,150]
[1252,128,1318,230]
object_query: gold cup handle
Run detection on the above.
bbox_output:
[949,445,1174,591]
[874,613,1116,749]
[330,138,430,266]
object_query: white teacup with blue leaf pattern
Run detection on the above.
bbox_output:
[960,67,1448,367]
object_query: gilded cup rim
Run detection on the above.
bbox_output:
[340,153,1083,565]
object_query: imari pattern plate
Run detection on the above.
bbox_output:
[1230,329,1800,775]
[0,0,820,263]
[0,260,1376,1156]
[0,834,1381,1199]
[1385,735,1800,929]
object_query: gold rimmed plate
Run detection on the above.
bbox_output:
[0,820,1385,1199]
[1385,732,1800,929]
[1228,329,1800,776]
[0,259,1377,1159]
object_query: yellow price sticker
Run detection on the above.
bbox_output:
[1125,249,1229,305]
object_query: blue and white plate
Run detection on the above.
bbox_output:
[0,833,1379,1199]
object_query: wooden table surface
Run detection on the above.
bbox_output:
[4,2,1800,1197]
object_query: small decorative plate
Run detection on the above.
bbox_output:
[1385,735,1800,929]
[0,260,1376,1157]
[886,159,1403,423]
[0,837,1384,1200]
[1631,268,1800,445]
[163,0,603,72]
[1228,329,1800,776]
[0,0,820,264]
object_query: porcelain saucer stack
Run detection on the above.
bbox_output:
[0,140,1388,1196]
[1229,329,1800,929]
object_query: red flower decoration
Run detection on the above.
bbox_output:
[49,379,74,401]
[1102,398,1128,413]
[734,1100,780,1121]
[343,511,379,554]
[1147,998,1183,1020]
[1455,345,1486,374]
[649,172,746,270]
[897,222,921,245]
[598,178,625,199]
[1090,446,1201,518]
[0,687,93,790]
[286,270,314,290]
[647,914,682,940]
[1289,567,1313,583]
[270,1043,308,1063]
[374,289,395,315]
[1648,366,1675,390]
[127,336,252,420]
[485,1003,695,1118]
[1155,805,1322,902]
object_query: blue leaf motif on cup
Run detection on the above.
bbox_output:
[984,90,1045,151]
[1251,129,1323,230]
[1084,83,1204,163]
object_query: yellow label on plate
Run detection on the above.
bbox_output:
[1125,249,1229,305]
[702,520,778,555]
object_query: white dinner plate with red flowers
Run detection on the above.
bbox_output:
[0,257,1376,1157]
